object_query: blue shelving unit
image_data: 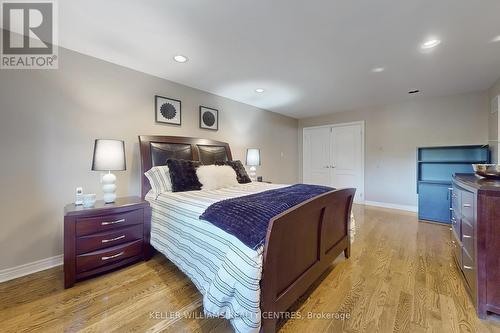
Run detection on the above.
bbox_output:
[417,145,489,223]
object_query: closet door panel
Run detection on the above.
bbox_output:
[331,124,363,202]
[303,127,331,186]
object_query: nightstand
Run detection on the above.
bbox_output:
[64,196,152,288]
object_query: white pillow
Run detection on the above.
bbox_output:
[196,165,238,190]
[144,166,172,195]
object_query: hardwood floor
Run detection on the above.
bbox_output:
[1,204,499,333]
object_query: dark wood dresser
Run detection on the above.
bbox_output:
[64,196,152,288]
[451,174,500,318]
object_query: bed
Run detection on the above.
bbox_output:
[139,135,355,333]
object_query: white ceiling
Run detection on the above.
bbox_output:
[59,0,500,119]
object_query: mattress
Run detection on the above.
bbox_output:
[146,182,286,333]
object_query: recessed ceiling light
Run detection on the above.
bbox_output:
[420,39,441,50]
[255,88,265,93]
[173,55,188,63]
[490,35,500,43]
[371,67,385,73]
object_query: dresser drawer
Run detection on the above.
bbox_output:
[76,239,143,273]
[461,248,476,291]
[461,190,474,222]
[451,185,461,212]
[461,219,474,257]
[76,209,143,236]
[451,230,461,268]
[451,210,461,238]
[76,224,143,254]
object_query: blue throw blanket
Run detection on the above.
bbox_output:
[199,184,334,250]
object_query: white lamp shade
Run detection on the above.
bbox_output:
[91,139,126,171]
[246,148,261,166]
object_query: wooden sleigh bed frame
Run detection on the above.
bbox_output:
[138,135,355,332]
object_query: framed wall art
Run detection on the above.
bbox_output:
[199,106,218,131]
[155,95,181,125]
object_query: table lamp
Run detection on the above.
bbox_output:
[91,139,126,203]
[246,148,261,181]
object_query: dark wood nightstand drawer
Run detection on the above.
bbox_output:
[76,209,142,236]
[64,196,152,288]
[76,224,143,254]
[76,239,143,273]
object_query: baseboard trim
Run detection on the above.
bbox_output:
[364,200,418,213]
[0,255,63,283]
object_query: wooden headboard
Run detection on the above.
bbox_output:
[138,135,233,198]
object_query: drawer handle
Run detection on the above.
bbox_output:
[463,265,473,270]
[463,204,471,208]
[101,235,126,243]
[463,234,472,239]
[101,251,124,261]
[101,218,125,226]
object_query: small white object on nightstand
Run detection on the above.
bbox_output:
[75,187,83,205]
[91,139,126,204]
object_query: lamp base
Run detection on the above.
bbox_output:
[249,166,257,182]
[102,172,117,204]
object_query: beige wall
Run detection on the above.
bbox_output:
[489,77,500,102]
[298,92,489,207]
[488,78,500,163]
[0,47,298,270]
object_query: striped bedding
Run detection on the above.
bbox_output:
[146,182,287,333]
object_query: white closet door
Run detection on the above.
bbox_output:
[303,127,331,186]
[331,124,364,202]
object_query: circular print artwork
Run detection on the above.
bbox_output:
[160,103,177,120]
[202,111,216,127]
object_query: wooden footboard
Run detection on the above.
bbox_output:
[260,188,355,332]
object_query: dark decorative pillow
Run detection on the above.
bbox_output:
[215,160,251,184]
[166,159,202,192]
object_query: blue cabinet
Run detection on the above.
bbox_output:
[417,145,489,224]
[418,183,452,223]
